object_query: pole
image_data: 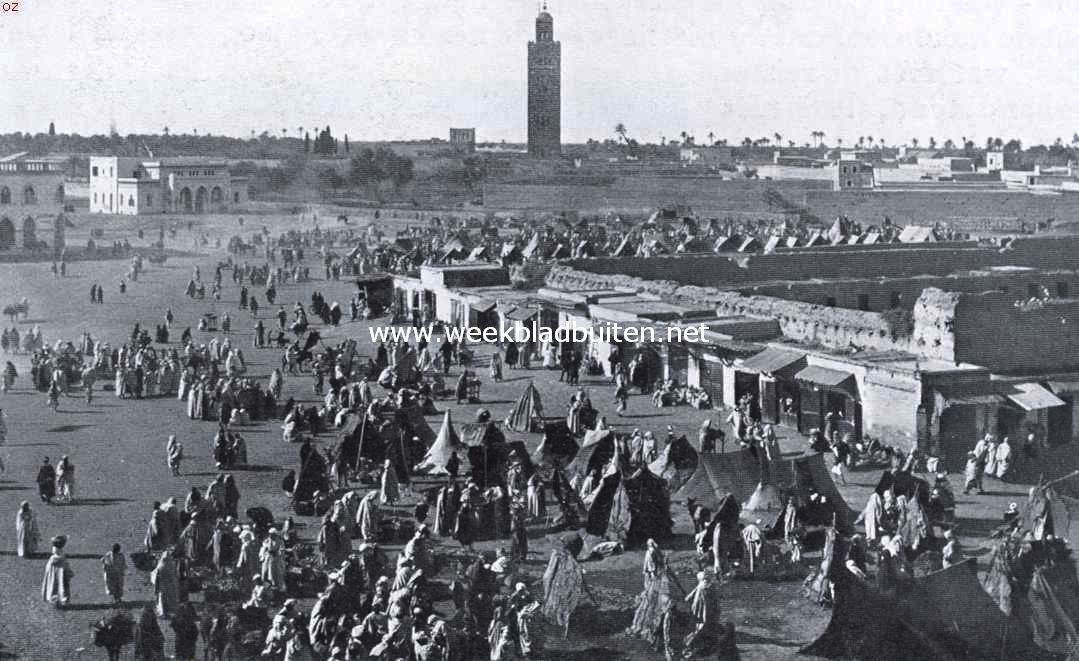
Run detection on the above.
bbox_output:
[353,410,369,474]
[665,568,688,599]
[1041,469,1079,489]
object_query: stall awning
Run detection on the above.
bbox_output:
[505,307,538,322]
[739,347,805,374]
[935,387,1005,407]
[1047,378,1079,395]
[1006,383,1066,411]
[470,299,497,313]
[796,365,854,388]
[795,365,858,397]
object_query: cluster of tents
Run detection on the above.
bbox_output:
[673,448,855,536]
[806,479,1079,660]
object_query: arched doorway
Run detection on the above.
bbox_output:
[55,184,65,203]
[211,186,223,209]
[195,186,208,213]
[0,217,14,249]
[22,186,36,205]
[0,187,9,205]
[179,187,193,212]
[22,216,37,249]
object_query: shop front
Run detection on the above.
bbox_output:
[795,364,861,442]
[737,347,807,425]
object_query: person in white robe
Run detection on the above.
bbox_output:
[15,501,38,558]
[856,491,884,543]
[150,547,179,617]
[260,528,287,591]
[357,491,382,542]
[379,459,399,505]
[995,437,1013,479]
[41,535,73,607]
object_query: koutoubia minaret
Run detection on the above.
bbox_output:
[527,3,561,158]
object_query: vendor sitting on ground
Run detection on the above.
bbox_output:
[651,379,679,408]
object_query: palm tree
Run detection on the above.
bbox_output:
[298,126,304,138]
[928,136,937,150]
[163,126,169,137]
[614,123,627,144]
[857,136,865,148]
[818,131,826,147]
[911,138,919,149]
[680,131,688,145]
[774,132,782,147]
[707,131,715,145]
[867,135,874,148]
[660,135,666,146]
[282,128,288,138]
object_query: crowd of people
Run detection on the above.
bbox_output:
[6,211,1076,661]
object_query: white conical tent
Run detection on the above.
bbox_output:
[415,411,464,474]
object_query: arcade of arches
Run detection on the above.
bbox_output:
[0,214,67,251]
[176,185,227,213]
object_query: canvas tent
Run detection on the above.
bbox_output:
[673,450,853,532]
[584,466,672,546]
[415,411,465,474]
[532,420,579,469]
[673,449,795,508]
[566,428,617,483]
[804,559,1057,661]
[792,453,855,530]
[505,382,544,432]
[647,434,699,490]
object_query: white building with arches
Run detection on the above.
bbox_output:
[89,156,248,215]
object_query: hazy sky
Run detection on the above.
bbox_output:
[2,0,1077,145]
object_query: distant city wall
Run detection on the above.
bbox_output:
[485,173,1079,225]
[483,177,829,215]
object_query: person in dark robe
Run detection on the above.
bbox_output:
[454,501,476,550]
[36,457,56,504]
[171,602,200,661]
[133,604,165,661]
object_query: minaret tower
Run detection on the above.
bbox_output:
[527,2,561,158]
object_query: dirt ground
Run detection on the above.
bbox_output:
[0,208,1039,660]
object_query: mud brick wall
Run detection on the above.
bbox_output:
[740,269,1079,312]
